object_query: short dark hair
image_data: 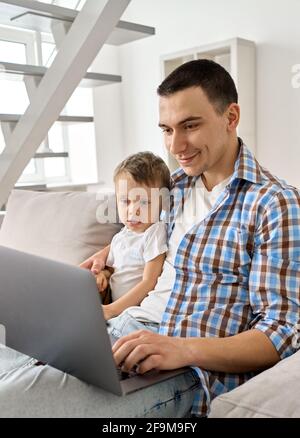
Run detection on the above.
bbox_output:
[157,59,238,114]
[114,151,171,190]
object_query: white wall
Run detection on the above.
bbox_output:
[91,45,123,187]
[93,0,300,188]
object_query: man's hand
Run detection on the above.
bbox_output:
[112,330,188,374]
[113,328,280,375]
[79,247,110,274]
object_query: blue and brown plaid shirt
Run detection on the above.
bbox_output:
[159,140,300,416]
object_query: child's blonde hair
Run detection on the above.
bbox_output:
[114,151,171,190]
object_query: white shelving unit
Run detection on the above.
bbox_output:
[161,38,256,172]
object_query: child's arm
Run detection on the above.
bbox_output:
[102,253,165,320]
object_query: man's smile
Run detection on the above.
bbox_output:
[177,151,201,165]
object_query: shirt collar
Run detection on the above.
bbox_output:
[230,139,263,185]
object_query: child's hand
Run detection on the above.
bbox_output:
[95,271,108,293]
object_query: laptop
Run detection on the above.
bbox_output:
[0,245,188,395]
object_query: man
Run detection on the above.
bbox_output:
[0,60,299,417]
[83,59,300,416]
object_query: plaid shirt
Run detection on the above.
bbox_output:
[159,140,300,416]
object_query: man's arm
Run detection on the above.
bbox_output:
[79,244,111,274]
[114,188,300,374]
[247,189,300,360]
[112,328,279,374]
[103,253,165,320]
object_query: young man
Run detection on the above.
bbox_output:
[84,59,300,416]
[1,60,299,417]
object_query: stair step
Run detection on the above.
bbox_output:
[0,62,121,87]
[14,182,47,191]
[34,152,68,159]
[0,114,93,123]
[0,0,155,45]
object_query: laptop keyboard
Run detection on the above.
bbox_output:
[110,334,139,381]
[117,366,138,381]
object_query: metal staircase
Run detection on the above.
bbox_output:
[0,0,155,208]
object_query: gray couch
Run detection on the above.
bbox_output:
[0,189,299,418]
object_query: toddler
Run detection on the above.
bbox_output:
[95,152,171,338]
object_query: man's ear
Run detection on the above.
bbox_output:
[226,103,240,132]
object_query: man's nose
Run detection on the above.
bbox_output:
[168,131,187,156]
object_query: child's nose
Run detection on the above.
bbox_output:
[128,203,140,218]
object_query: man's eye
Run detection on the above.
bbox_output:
[162,128,172,134]
[185,124,197,130]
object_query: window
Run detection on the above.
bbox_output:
[37,0,86,8]
[0,26,45,184]
[0,21,97,187]
[39,32,97,185]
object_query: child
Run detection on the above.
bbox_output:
[95,152,171,338]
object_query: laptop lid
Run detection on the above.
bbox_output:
[0,245,126,395]
[0,246,188,396]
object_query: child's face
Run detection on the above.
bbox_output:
[115,172,162,233]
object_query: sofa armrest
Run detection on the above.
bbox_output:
[209,350,300,418]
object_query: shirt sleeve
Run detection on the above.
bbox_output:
[106,245,114,268]
[249,188,300,359]
[143,222,168,263]
[106,232,119,267]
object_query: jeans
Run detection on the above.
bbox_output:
[0,341,202,418]
[107,311,159,339]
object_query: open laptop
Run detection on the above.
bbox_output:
[0,245,188,395]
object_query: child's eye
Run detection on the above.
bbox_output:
[140,199,150,206]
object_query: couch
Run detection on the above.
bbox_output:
[0,189,299,418]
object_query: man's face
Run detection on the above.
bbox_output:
[159,86,234,177]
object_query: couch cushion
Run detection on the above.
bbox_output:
[209,350,300,418]
[0,190,122,265]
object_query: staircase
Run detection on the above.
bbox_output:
[0,0,155,209]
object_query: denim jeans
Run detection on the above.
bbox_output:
[107,311,159,339]
[0,341,202,418]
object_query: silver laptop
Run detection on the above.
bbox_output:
[0,245,187,395]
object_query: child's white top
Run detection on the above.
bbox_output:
[106,222,168,302]
[126,175,231,323]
